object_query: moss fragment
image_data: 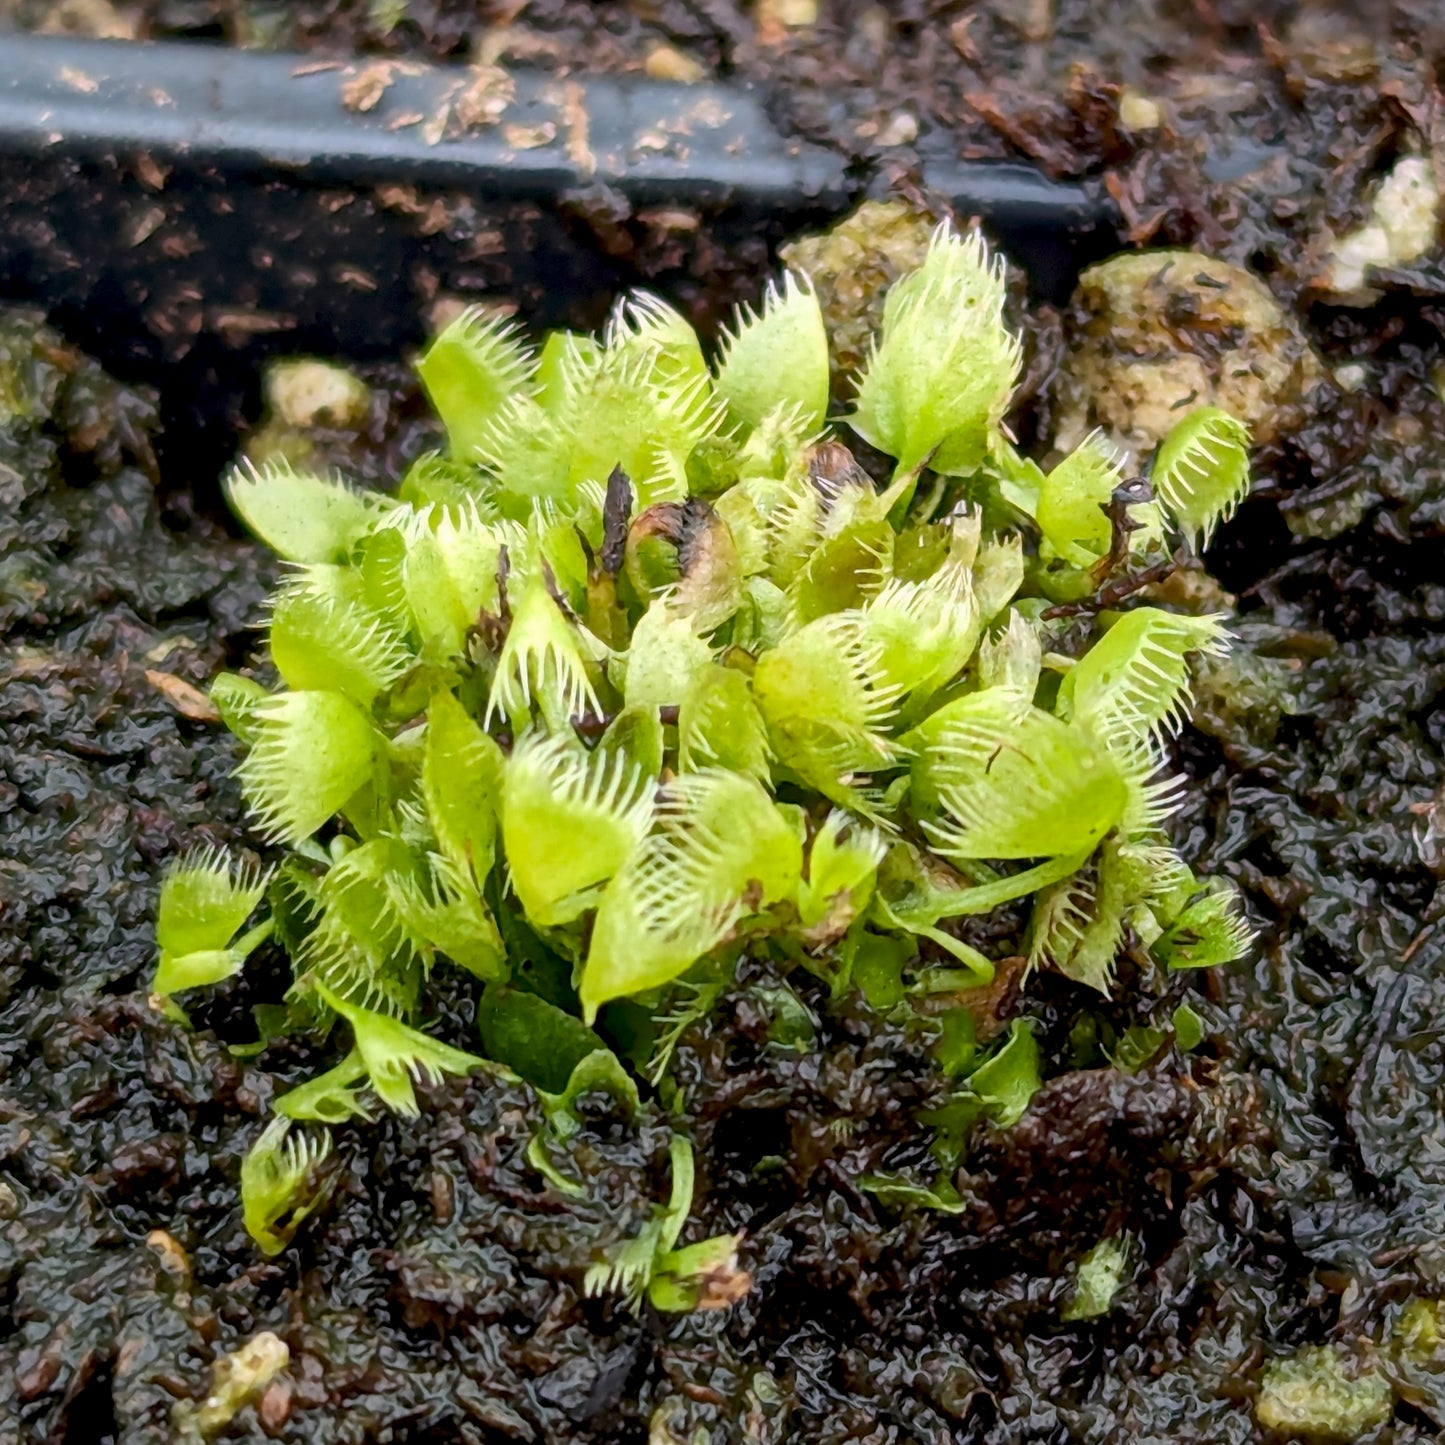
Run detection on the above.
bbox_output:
[245,357,373,469]
[1256,1346,1392,1440]
[1061,1234,1131,1322]
[174,1330,290,1438]
[1054,251,1321,460]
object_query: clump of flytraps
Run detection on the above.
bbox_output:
[156,224,1252,1300]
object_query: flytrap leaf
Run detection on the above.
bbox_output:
[318,984,487,1117]
[921,694,1128,860]
[269,579,410,707]
[796,811,887,938]
[584,1135,744,1312]
[1153,407,1253,548]
[156,849,269,960]
[293,837,430,1017]
[502,730,654,927]
[714,273,830,437]
[241,1119,334,1256]
[486,575,601,729]
[422,690,504,891]
[1152,882,1254,970]
[236,691,389,844]
[523,298,722,511]
[1055,607,1227,744]
[677,664,772,783]
[1035,432,1123,566]
[860,563,980,702]
[154,850,272,998]
[580,770,803,1021]
[417,307,537,461]
[850,223,1020,476]
[165,210,1257,1267]
[226,461,391,563]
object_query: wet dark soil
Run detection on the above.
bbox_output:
[3,4,1445,1444]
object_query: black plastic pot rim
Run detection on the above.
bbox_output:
[0,32,1114,234]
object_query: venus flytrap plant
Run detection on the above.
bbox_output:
[976,607,1043,699]
[502,730,654,927]
[391,852,507,983]
[240,1118,335,1257]
[850,224,1020,482]
[714,272,831,438]
[865,1016,1043,1212]
[267,574,411,706]
[237,691,391,845]
[796,811,888,943]
[860,556,980,706]
[290,836,438,1015]
[154,851,273,1001]
[555,298,721,509]
[314,983,486,1116]
[1152,880,1254,971]
[752,611,905,814]
[160,215,1257,1265]
[485,575,602,730]
[225,460,394,563]
[585,1136,747,1313]
[421,689,504,890]
[676,663,772,782]
[923,699,1129,862]
[581,768,804,1021]
[1151,406,1253,548]
[1035,432,1125,569]
[417,307,536,462]
[1055,607,1228,742]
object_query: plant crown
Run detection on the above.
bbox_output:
[157,223,1253,1269]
